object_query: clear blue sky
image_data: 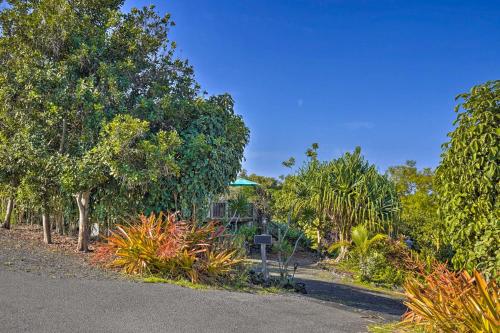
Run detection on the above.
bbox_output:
[125,0,499,177]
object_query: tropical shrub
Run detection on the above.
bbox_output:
[269,221,310,248]
[435,80,499,278]
[364,252,406,287]
[328,227,411,287]
[94,213,243,284]
[328,224,388,280]
[235,224,258,243]
[402,262,500,333]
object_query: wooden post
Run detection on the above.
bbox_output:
[254,231,272,283]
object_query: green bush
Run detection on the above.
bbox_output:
[235,224,258,243]
[269,221,310,248]
[336,236,409,288]
[364,251,406,287]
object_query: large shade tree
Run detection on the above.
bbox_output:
[0,1,249,251]
[436,80,499,278]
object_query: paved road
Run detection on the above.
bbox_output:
[0,269,372,333]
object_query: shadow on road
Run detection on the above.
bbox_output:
[296,276,407,318]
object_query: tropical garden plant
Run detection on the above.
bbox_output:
[271,215,304,284]
[94,213,244,284]
[402,262,499,333]
[328,224,387,281]
[275,145,399,259]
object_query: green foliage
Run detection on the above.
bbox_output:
[0,1,249,237]
[228,192,251,222]
[169,94,249,218]
[363,252,406,287]
[387,161,444,257]
[95,213,244,284]
[238,171,280,220]
[272,236,294,260]
[275,146,399,254]
[435,80,499,277]
[350,224,387,259]
[235,224,258,243]
[271,218,304,283]
[269,221,310,248]
[329,224,391,282]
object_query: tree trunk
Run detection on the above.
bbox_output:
[75,191,90,252]
[42,207,52,244]
[316,229,322,256]
[334,233,349,263]
[56,211,65,235]
[2,197,14,229]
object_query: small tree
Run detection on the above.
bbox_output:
[273,214,303,284]
[328,224,386,280]
[62,115,180,251]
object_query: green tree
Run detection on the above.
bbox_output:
[166,95,249,220]
[436,81,499,277]
[0,1,248,251]
[387,161,443,255]
[238,170,280,222]
[275,146,399,258]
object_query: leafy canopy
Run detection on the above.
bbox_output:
[436,80,499,278]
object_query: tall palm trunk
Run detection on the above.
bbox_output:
[75,191,90,252]
[2,197,14,229]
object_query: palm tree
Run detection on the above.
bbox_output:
[227,192,249,231]
[312,147,398,259]
[329,224,386,279]
[278,146,399,259]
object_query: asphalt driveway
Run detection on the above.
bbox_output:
[0,269,372,333]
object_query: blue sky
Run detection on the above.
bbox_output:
[124,0,499,177]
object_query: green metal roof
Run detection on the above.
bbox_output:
[229,178,260,187]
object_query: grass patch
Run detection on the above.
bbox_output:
[141,275,286,295]
[368,322,400,333]
[368,322,424,333]
[339,277,404,298]
[142,276,210,290]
